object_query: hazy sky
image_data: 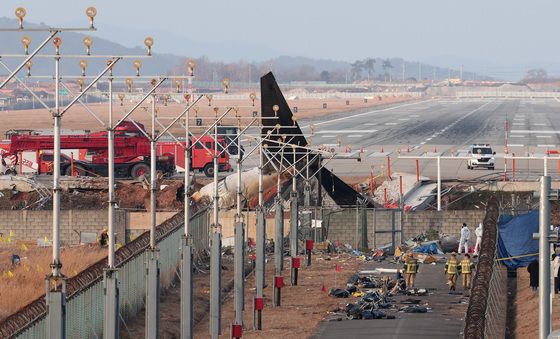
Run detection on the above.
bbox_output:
[5,0,560,77]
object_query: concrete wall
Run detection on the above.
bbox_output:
[325,209,486,249]
[0,210,128,246]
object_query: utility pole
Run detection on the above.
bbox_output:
[254,142,266,330]
[275,168,284,276]
[47,38,66,338]
[233,123,245,328]
[146,94,160,339]
[181,61,195,339]
[290,145,299,257]
[210,123,222,338]
[103,75,119,339]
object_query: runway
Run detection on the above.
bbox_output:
[295,98,560,181]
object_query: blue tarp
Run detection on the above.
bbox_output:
[413,242,443,255]
[497,210,539,269]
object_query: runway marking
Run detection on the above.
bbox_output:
[409,101,494,150]
[538,144,556,148]
[409,114,420,117]
[301,99,434,128]
[364,123,377,126]
[398,118,410,121]
[385,122,398,125]
[534,123,547,126]
[426,137,433,141]
[368,152,392,158]
[536,135,552,138]
[511,130,560,134]
[316,130,376,134]
[513,123,525,126]
[514,118,525,121]
[348,135,363,138]
[320,135,337,138]
[510,135,525,138]
[508,144,524,147]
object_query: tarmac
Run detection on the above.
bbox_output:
[313,257,469,339]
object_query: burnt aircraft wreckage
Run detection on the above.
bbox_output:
[194,72,373,208]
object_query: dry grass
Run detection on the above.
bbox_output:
[0,242,106,322]
[0,95,414,137]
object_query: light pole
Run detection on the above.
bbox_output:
[181,61,195,339]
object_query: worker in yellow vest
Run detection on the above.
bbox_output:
[403,252,419,289]
[459,254,475,290]
[445,252,459,291]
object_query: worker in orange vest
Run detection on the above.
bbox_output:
[459,254,475,290]
[403,252,419,289]
[445,252,459,291]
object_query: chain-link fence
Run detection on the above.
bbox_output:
[1,208,209,339]
[464,197,508,339]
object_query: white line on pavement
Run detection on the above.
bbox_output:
[538,144,556,147]
[385,122,398,125]
[301,99,435,129]
[510,135,525,138]
[315,130,377,134]
[536,135,552,138]
[348,135,363,138]
[511,130,560,134]
[508,144,524,147]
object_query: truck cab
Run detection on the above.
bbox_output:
[467,144,496,170]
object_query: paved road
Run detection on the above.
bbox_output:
[313,259,469,339]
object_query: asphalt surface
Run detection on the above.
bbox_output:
[290,98,560,180]
[313,259,469,339]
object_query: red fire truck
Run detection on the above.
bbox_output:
[0,122,231,178]
[157,136,232,177]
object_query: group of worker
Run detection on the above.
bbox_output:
[459,222,483,256]
[403,251,475,292]
[402,222,481,293]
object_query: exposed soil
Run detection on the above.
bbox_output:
[513,269,560,337]
[0,179,186,211]
[193,253,361,339]
[120,256,237,338]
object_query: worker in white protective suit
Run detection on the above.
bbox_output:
[458,223,470,254]
[474,223,483,256]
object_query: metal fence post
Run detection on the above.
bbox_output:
[275,197,284,275]
[539,175,551,339]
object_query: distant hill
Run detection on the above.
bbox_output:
[0,17,488,82]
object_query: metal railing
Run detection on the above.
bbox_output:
[464,197,508,339]
[0,207,209,338]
